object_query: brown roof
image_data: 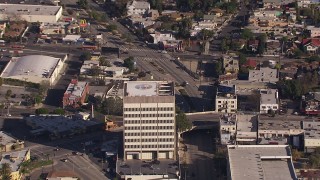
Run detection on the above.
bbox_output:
[47,171,78,178]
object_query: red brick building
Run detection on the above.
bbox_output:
[62,79,89,108]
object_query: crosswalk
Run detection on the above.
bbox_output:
[134,56,169,61]
[120,46,159,53]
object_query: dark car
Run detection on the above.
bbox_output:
[152,160,160,165]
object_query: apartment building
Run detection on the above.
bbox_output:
[62,79,89,108]
[215,84,237,113]
[126,0,150,16]
[222,53,239,74]
[123,81,175,160]
[219,114,237,145]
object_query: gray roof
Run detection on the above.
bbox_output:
[0,4,62,16]
[260,89,278,105]
[0,149,29,172]
[227,145,297,180]
[1,55,61,82]
[249,67,278,82]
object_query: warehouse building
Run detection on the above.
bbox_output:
[0,55,65,86]
[0,4,62,23]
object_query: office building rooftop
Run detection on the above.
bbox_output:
[124,81,174,97]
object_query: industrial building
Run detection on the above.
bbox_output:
[227,145,297,180]
[0,4,62,23]
[0,55,65,86]
[123,81,175,160]
[62,79,89,108]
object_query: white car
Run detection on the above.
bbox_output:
[161,50,168,54]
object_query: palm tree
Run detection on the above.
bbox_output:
[0,163,12,180]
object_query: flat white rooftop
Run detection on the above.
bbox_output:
[124,81,173,97]
[227,145,297,180]
[0,4,61,16]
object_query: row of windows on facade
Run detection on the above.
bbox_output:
[125,144,174,149]
[261,106,278,109]
[124,107,174,112]
[124,113,174,118]
[217,105,235,108]
[125,132,174,136]
[125,120,174,124]
[125,126,174,130]
[125,138,174,142]
[217,101,235,104]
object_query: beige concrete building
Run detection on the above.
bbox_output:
[123,81,175,160]
[236,114,258,145]
[303,121,320,152]
[0,131,24,152]
[258,117,304,144]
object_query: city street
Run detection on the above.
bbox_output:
[180,129,216,180]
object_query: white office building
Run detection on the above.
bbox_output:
[123,81,175,160]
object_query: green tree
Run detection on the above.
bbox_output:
[306,55,320,63]
[35,108,49,115]
[99,57,111,67]
[39,81,50,96]
[200,29,215,40]
[221,38,229,52]
[241,28,253,40]
[106,24,117,32]
[5,90,12,99]
[214,61,222,77]
[34,95,42,105]
[239,53,247,66]
[0,163,12,180]
[77,0,88,9]
[89,66,101,76]
[102,97,123,115]
[176,107,192,132]
[257,34,266,55]
[79,52,91,61]
[53,108,65,115]
[292,149,302,161]
[123,57,135,72]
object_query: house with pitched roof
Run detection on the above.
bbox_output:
[302,38,320,54]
